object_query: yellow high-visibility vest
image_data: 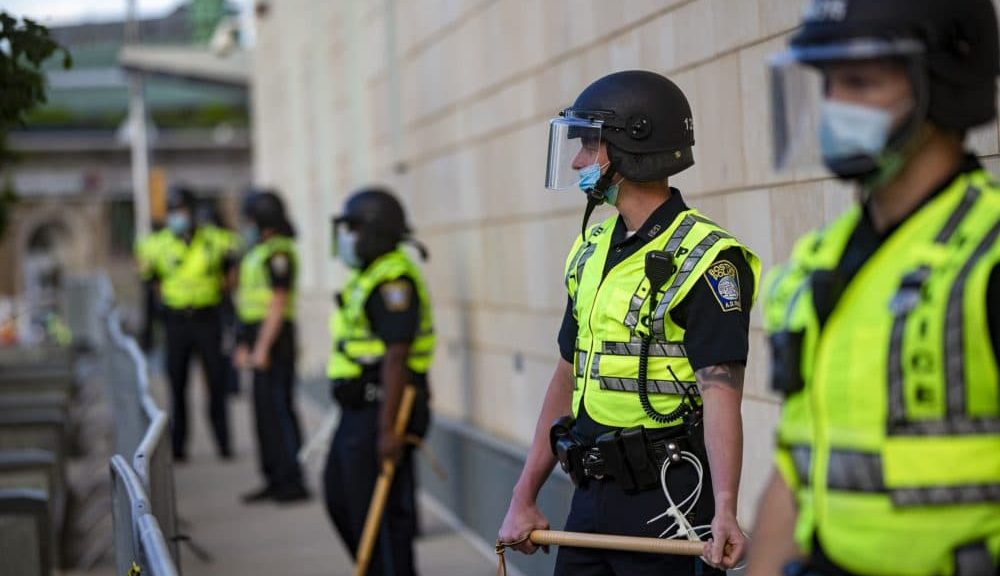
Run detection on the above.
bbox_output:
[765,167,1000,575]
[155,227,227,310]
[237,235,297,323]
[326,249,435,380]
[567,209,760,429]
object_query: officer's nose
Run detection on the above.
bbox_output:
[572,147,592,170]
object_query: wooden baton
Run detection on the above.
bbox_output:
[531,530,704,555]
[353,384,418,576]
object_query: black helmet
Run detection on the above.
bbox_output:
[196,199,224,228]
[243,189,289,232]
[792,0,999,132]
[565,70,695,182]
[333,187,412,263]
[166,186,196,211]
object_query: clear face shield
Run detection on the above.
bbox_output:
[769,39,926,176]
[330,215,361,268]
[545,114,603,191]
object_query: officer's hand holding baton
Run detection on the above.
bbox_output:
[705,512,746,569]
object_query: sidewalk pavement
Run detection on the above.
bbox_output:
[165,372,499,576]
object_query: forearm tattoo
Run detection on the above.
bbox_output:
[695,363,745,393]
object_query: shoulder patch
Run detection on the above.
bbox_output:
[270,253,290,275]
[379,280,412,312]
[704,260,742,312]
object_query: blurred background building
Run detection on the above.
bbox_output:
[0,0,250,335]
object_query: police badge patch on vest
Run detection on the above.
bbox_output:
[379,280,412,312]
[704,260,742,312]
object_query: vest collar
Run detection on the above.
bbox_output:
[860,153,983,240]
[610,188,688,248]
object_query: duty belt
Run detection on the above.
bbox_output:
[573,437,687,480]
[549,416,704,493]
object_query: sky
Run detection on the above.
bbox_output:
[0,0,242,26]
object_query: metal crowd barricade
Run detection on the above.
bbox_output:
[62,273,114,352]
[104,305,181,568]
[105,309,148,460]
[109,455,179,576]
[130,357,180,565]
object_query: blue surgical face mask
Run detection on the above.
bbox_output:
[336,228,361,268]
[819,99,894,163]
[166,211,190,236]
[577,162,621,206]
[241,225,259,247]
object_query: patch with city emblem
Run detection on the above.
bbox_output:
[704,260,742,313]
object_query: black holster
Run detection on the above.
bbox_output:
[770,330,805,395]
[549,416,588,487]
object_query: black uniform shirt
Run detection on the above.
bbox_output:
[557,190,755,441]
[813,154,1000,358]
[359,276,427,385]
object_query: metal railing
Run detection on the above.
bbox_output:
[110,455,178,576]
[103,290,180,573]
[105,310,147,459]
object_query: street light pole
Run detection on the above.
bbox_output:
[126,0,151,238]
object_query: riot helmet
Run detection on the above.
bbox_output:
[331,186,424,268]
[243,189,289,233]
[770,0,999,183]
[545,70,696,235]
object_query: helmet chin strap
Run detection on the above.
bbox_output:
[580,159,619,240]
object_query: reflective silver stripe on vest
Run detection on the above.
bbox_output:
[576,350,587,378]
[934,186,980,243]
[566,225,605,297]
[945,217,1000,419]
[790,444,812,486]
[590,353,601,381]
[624,215,698,332]
[891,484,1000,507]
[603,339,687,357]
[651,230,731,339]
[599,376,699,395]
[827,449,884,493]
[887,188,1000,435]
[825,449,1000,506]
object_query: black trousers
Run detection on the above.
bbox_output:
[140,279,159,351]
[323,404,419,576]
[250,325,304,489]
[164,307,230,457]
[554,451,723,576]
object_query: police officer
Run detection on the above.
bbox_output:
[498,70,761,574]
[153,186,232,461]
[747,2,1000,576]
[235,190,308,503]
[323,187,434,575]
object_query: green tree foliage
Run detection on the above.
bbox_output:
[0,12,71,238]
